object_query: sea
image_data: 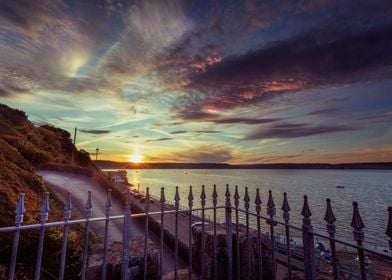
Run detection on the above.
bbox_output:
[122,168,391,249]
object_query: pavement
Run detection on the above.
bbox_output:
[37,170,185,275]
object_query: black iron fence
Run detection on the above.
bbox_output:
[1,185,391,280]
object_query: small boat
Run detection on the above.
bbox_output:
[335,185,345,189]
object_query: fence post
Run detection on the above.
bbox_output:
[200,185,206,279]
[244,187,251,280]
[267,190,277,280]
[255,188,263,280]
[159,187,166,280]
[351,202,366,280]
[102,189,112,280]
[144,188,150,280]
[188,186,194,280]
[225,184,233,280]
[212,184,218,280]
[174,186,180,280]
[386,207,392,251]
[8,193,25,280]
[281,192,292,279]
[234,186,240,280]
[59,192,72,280]
[324,199,339,280]
[34,192,50,280]
[301,195,316,280]
[121,190,131,280]
[81,191,93,280]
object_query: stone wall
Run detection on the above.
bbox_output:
[192,223,274,280]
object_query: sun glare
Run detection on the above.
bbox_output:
[129,153,143,163]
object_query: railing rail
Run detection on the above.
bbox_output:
[1,186,391,280]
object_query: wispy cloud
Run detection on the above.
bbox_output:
[79,129,111,135]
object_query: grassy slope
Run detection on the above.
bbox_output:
[0,104,93,278]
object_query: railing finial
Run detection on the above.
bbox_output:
[40,192,50,223]
[174,186,180,209]
[145,187,150,212]
[255,188,261,213]
[324,198,336,224]
[160,187,166,204]
[64,192,72,220]
[225,184,231,208]
[244,186,250,210]
[15,193,25,225]
[85,191,92,218]
[200,185,206,207]
[351,201,365,232]
[212,184,218,206]
[301,195,311,218]
[281,192,290,213]
[188,185,194,208]
[267,190,276,217]
[234,185,239,208]
[105,189,112,209]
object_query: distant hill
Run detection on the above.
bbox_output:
[0,103,93,277]
[96,160,392,170]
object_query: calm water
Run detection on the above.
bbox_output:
[123,169,391,247]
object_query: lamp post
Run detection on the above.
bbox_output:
[95,148,99,160]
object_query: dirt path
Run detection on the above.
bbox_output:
[38,170,185,274]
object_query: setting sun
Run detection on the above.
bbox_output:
[129,153,143,163]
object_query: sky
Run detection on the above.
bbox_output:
[1,0,392,164]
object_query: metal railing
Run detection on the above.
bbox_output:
[1,185,392,280]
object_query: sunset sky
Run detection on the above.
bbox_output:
[1,0,392,163]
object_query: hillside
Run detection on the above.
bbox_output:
[0,103,94,278]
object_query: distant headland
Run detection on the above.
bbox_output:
[96,160,392,170]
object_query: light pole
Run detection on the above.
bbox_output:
[95,148,99,161]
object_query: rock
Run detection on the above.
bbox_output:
[88,235,159,279]
[192,223,273,280]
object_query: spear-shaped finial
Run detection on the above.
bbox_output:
[225,184,231,207]
[324,198,336,224]
[281,192,290,222]
[40,192,50,223]
[255,188,261,214]
[267,190,276,217]
[188,186,194,208]
[125,189,131,209]
[301,195,312,218]
[351,202,365,244]
[244,187,250,210]
[145,187,150,213]
[351,202,365,231]
[212,184,218,206]
[85,191,92,219]
[386,207,392,250]
[15,193,25,225]
[200,185,206,207]
[64,192,72,220]
[105,189,112,216]
[281,192,290,213]
[174,186,180,210]
[234,185,240,208]
[160,187,166,211]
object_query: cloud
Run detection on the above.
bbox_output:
[79,129,111,135]
[145,137,173,142]
[174,22,392,115]
[244,123,357,140]
[306,108,341,116]
[170,130,221,135]
[170,144,233,163]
